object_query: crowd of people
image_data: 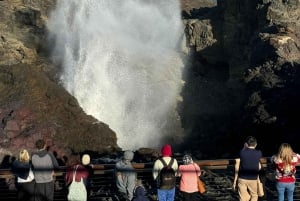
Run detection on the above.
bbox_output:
[10,139,93,201]
[116,138,300,201]
[3,137,300,201]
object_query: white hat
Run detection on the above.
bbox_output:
[82,154,90,165]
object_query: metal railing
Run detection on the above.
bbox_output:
[1,157,299,201]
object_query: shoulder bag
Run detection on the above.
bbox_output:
[257,176,264,197]
[67,165,87,201]
[193,164,206,193]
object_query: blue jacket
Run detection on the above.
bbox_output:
[133,186,149,201]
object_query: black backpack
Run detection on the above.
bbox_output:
[158,158,176,189]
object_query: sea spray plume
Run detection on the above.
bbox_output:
[47,0,184,149]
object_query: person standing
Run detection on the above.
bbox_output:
[81,154,94,197]
[233,136,262,201]
[271,143,300,201]
[11,149,35,201]
[65,154,90,187]
[115,150,137,201]
[152,144,178,201]
[65,154,89,201]
[178,154,201,201]
[31,139,60,201]
[132,179,150,201]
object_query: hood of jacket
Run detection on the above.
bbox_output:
[135,186,146,197]
[33,149,48,157]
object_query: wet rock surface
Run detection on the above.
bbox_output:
[0,0,119,160]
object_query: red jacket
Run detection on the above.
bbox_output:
[272,153,300,183]
[65,164,89,185]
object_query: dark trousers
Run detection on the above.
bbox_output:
[181,191,200,201]
[17,181,35,201]
[34,181,55,201]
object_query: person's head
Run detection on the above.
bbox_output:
[35,139,46,150]
[19,149,30,162]
[123,150,134,162]
[67,154,81,167]
[182,154,193,165]
[134,184,146,197]
[161,144,172,157]
[277,143,293,163]
[245,136,257,148]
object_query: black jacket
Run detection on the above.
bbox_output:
[11,160,31,180]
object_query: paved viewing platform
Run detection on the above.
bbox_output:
[1,157,300,201]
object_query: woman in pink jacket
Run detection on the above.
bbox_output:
[178,154,201,201]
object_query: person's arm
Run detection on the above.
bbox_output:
[48,152,60,169]
[152,160,160,180]
[172,159,179,176]
[115,161,127,193]
[126,169,136,200]
[259,150,263,170]
[296,153,300,163]
[177,165,182,177]
[233,158,240,191]
[65,167,72,186]
[11,160,20,177]
[195,163,201,177]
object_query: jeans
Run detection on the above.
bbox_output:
[276,182,295,201]
[157,187,175,201]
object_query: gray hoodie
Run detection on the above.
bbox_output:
[115,159,136,200]
[31,150,59,183]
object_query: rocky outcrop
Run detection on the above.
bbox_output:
[243,1,300,154]
[0,0,119,161]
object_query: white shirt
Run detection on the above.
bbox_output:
[18,168,34,183]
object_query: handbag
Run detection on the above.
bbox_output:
[257,177,264,197]
[197,177,206,194]
[193,164,206,193]
[67,165,87,201]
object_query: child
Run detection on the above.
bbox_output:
[132,179,149,201]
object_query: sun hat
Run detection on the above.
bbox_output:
[82,154,90,165]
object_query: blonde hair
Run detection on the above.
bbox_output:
[277,143,293,169]
[19,149,30,162]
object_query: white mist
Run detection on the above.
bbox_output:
[47,0,184,150]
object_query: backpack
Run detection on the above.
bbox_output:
[67,165,87,201]
[158,158,176,189]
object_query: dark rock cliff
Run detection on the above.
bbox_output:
[180,0,300,158]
